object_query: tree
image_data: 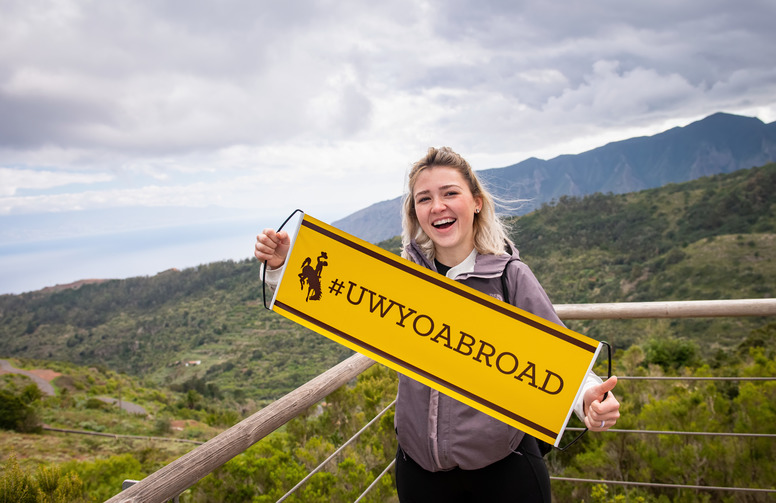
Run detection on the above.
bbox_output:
[0,384,42,433]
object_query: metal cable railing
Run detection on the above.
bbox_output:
[354,459,396,503]
[564,427,776,438]
[276,399,396,502]
[345,421,776,501]
[551,477,776,494]
[619,376,776,381]
[279,373,776,501]
[544,372,776,495]
[106,298,776,503]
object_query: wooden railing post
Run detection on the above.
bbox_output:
[105,353,374,503]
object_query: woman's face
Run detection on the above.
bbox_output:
[412,166,482,266]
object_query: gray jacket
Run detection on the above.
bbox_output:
[395,240,595,471]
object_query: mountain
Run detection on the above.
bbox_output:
[332,198,404,244]
[334,112,776,242]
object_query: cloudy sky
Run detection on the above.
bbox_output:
[1,0,775,294]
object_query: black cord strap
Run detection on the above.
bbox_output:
[261,209,304,310]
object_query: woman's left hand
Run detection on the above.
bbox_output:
[583,376,620,432]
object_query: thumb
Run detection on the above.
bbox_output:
[597,375,618,399]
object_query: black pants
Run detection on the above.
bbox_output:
[395,439,551,503]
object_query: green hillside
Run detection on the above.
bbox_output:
[0,357,223,501]
[0,261,353,404]
[514,162,775,300]
[511,164,776,352]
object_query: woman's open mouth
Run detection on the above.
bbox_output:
[432,218,456,230]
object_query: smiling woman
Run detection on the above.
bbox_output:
[254,146,621,503]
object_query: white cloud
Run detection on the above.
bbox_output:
[2,0,773,163]
[0,167,113,197]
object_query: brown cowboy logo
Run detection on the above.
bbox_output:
[299,251,328,301]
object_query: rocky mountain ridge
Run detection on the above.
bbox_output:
[334,112,776,242]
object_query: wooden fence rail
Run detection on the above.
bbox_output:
[104,298,776,503]
[554,298,776,319]
[42,426,204,445]
[105,352,375,503]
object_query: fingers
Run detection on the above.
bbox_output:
[254,229,290,268]
[255,231,279,259]
[265,229,290,247]
[586,390,621,432]
[585,414,615,432]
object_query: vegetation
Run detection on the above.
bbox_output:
[4,335,773,502]
[549,322,776,502]
[0,455,85,503]
[1,164,775,501]
[0,384,42,433]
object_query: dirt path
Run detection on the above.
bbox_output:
[0,359,147,415]
[97,397,147,415]
[0,359,57,396]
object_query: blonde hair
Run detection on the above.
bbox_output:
[401,147,510,260]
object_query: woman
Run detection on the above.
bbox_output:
[255,147,620,502]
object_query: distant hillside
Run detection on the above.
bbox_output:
[1,164,774,400]
[335,112,776,242]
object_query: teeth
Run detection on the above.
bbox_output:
[433,218,455,227]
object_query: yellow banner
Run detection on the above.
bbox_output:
[269,213,601,445]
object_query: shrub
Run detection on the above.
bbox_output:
[0,454,86,503]
[0,384,42,433]
[644,337,700,370]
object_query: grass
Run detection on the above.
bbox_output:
[0,431,196,471]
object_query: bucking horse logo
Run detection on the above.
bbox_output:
[299,251,328,301]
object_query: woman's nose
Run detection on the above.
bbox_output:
[431,197,445,212]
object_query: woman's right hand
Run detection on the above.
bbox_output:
[254,228,291,269]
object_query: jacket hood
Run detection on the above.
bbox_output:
[404,239,521,280]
